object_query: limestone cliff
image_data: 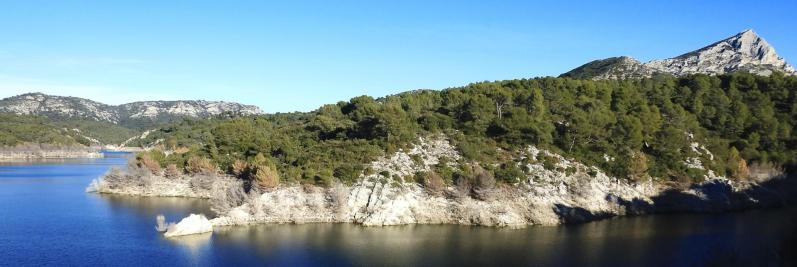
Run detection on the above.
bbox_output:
[561,30,796,80]
[87,135,791,227]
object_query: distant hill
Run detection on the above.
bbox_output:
[0,93,262,146]
[561,30,796,80]
[0,92,262,129]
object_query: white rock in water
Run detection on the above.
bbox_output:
[164,214,213,237]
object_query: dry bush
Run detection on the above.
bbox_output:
[453,164,496,200]
[231,160,250,178]
[627,152,649,182]
[254,164,280,189]
[100,166,157,190]
[454,175,472,198]
[473,165,496,191]
[173,147,190,154]
[328,182,349,211]
[140,156,162,175]
[136,171,154,188]
[189,174,215,191]
[423,171,445,194]
[186,156,218,174]
[102,168,127,188]
[164,164,181,178]
[210,184,247,214]
[302,183,321,193]
[733,158,750,181]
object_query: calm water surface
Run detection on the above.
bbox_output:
[0,157,794,266]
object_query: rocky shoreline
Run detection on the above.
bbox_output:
[0,148,103,160]
[86,136,795,229]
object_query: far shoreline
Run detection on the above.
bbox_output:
[0,148,103,160]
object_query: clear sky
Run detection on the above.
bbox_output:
[0,0,795,113]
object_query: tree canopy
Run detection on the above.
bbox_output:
[137,72,797,185]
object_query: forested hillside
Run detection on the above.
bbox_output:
[0,114,86,147]
[137,72,797,186]
[51,119,140,145]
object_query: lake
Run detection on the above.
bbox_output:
[1,157,795,266]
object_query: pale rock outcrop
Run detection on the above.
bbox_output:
[646,30,795,76]
[211,138,666,227]
[164,214,213,237]
[562,30,796,80]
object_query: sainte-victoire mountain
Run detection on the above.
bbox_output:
[0,92,262,128]
[561,29,796,80]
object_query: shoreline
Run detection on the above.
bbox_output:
[85,137,797,231]
[88,168,795,229]
[0,149,104,160]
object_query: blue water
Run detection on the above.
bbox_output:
[0,157,794,266]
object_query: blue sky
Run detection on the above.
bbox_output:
[1,0,795,113]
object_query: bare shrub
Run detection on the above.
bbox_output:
[328,182,349,211]
[186,156,218,174]
[453,164,496,200]
[102,168,127,189]
[454,175,472,198]
[137,172,153,188]
[473,165,495,191]
[138,154,162,175]
[422,171,445,194]
[164,164,181,178]
[210,183,247,214]
[189,174,215,192]
[119,164,154,188]
[173,147,190,154]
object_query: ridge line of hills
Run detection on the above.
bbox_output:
[0,29,795,157]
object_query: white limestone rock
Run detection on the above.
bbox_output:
[164,214,213,237]
[563,29,796,80]
[646,30,795,76]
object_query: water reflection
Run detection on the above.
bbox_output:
[206,208,796,267]
[167,232,212,262]
[90,192,797,266]
[98,194,215,218]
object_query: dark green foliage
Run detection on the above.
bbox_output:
[53,119,140,145]
[559,57,635,79]
[134,72,797,185]
[0,114,84,146]
[494,163,525,183]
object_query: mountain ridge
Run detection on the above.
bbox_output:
[0,92,262,128]
[561,30,796,80]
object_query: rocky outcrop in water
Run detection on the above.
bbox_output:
[561,30,796,80]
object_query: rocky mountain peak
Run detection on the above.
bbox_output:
[562,29,795,79]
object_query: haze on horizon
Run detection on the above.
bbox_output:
[0,0,795,113]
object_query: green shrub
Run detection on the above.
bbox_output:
[494,163,524,183]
